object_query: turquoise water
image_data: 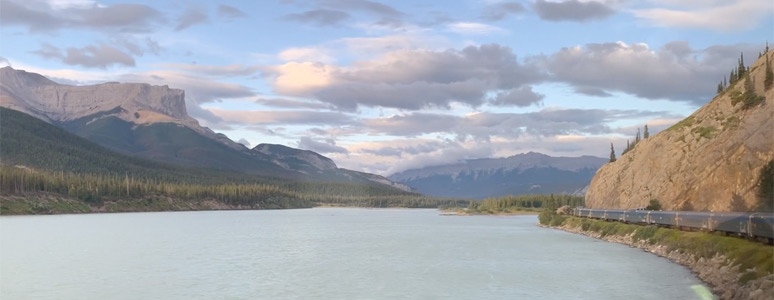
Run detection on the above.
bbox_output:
[0,208,707,299]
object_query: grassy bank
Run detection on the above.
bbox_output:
[539,211,774,283]
[441,206,541,215]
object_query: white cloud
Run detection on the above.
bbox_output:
[447,22,504,35]
[278,47,335,63]
[633,0,771,31]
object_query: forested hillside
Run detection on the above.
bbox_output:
[0,107,469,214]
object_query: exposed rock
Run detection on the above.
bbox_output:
[0,66,245,151]
[556,205,572,215]
[586,52,774,211]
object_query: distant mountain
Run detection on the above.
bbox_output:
[0,106,274,184]
[0,67,408,190]
[389,152,606,199]
[586,51,774,212]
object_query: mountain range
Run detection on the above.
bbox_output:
[389,152,607,199]
[0,66,410,191]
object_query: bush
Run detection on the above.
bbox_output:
[645,199,662,211]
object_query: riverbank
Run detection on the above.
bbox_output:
[538,212,774,300]
[0,192,313,215]
[439,207,540,216]
[0,192,464,215]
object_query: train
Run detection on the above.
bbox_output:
[573,208,774,243]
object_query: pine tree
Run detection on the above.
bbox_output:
[738,52,746,79]
[609,143,616,163]
[622,139,630,155]
[717,82,723,94]
[644,124,649,139]
[636,128,641,144]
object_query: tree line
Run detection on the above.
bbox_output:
[0,166,468,210]
[468,194,584,212]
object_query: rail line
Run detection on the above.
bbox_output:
[573,208,774,244]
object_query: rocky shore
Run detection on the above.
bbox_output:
[545,222,774,300]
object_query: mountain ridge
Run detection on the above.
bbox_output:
[0,67,409,190]
[389,152,606,199]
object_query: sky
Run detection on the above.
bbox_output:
[1,0,772,175]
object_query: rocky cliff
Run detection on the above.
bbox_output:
[585,52,774,211]
[0,66,242,150]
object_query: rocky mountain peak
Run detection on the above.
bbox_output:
[253,143,338,172]
[0,67,188,123]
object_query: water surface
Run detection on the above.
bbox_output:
[1,208,707,299]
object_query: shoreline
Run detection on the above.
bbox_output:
[539,219,774,300]
[442,210,539,216]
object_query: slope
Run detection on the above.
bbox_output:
[585,51,774,212]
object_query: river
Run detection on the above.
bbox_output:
[0,208,708,299]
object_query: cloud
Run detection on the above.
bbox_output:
[159,63,261,77]
[489,86,545,107]
[0,0,163,33]
[284,0,407,28]
[363,113,460,136]
[255,98,331,109]
[533,0,616,22]
[632,0,771,32]
[447,22,504,35]
[357,108,675,141]
[297,137,349,154]
[481,2,526,21]
[237,138,251,148]
[217,5,247,20]
[543,41,764,103]
[112,36,163,57]
[284,9,350,26]
[278,47,335,63]
[176,7,208,31]
[573,86,613,97]
[0,56,11,67]
[207,109,354,125]
[31,43,135,68]
[264,44,544,111]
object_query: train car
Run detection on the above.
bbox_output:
[603,210,626,222]
[623,210,649,224]
[749,213,774,240]
[709,212,750,235]
[574,208,590,218]
[587,209,605,219]
[648,211,677,226]
[675,211,711,231]
[572,207,774,243]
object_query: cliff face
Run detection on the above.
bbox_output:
[0,66,245,150]
[585,52,774,212]
[1,67,187,122]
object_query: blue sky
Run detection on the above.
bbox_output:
[1,0,772,175]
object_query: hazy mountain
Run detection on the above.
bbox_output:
[0,67,408,190]
[586,52,774,212]
[389,152,606,199]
